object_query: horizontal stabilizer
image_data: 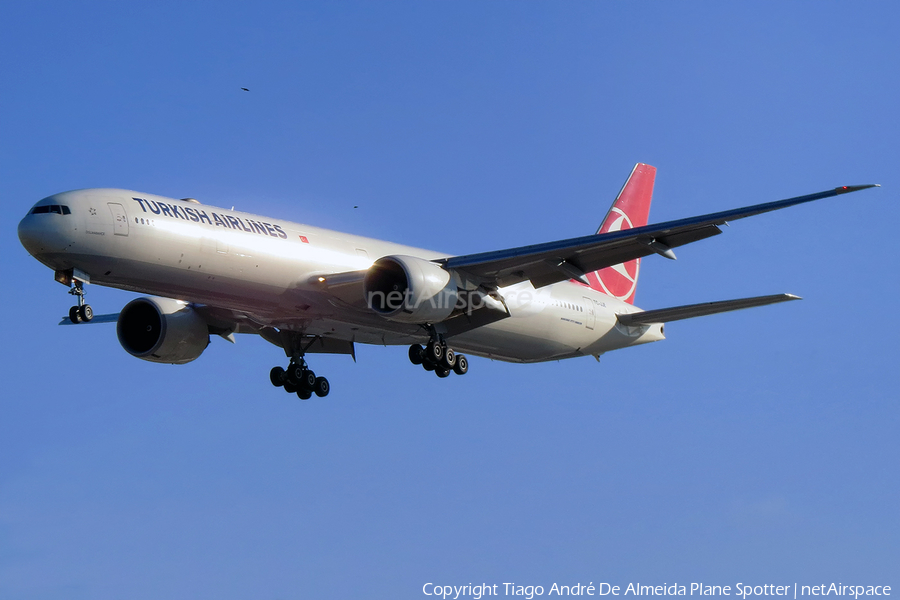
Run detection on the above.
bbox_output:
[616,293,800,326]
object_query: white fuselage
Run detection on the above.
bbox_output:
[18,189,664,362]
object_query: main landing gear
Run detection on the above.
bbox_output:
[408,339,469,378]
[269,356,330,400]
[67,280,93,323]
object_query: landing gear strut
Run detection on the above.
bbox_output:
[409,337,469,378]
[269,356,330,400]
[67,280,93,323]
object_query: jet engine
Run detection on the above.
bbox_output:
[363,255,459,323]
[117,297,209,364]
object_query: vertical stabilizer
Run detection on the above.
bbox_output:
[584,163,656,304]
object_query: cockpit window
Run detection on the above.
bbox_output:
[31,204,71,215]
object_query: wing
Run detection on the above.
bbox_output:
[439,185,878,289]
[58,313,119,325]
[59,305,359,355]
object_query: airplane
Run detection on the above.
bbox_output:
[17,164,878,399]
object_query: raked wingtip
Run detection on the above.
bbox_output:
[835,184,880,194]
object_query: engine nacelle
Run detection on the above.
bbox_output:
[363,255,459,323]
[117,297,209,364]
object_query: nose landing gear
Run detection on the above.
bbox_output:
[409,339,469,378]
[67,279,93,323]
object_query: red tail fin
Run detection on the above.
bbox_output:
[584,163,656,304]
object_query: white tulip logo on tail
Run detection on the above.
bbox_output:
[588,207,641,303]
[585,163,656,305]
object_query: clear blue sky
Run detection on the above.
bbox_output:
[1,2,897,599]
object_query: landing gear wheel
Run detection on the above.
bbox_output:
[297,389,312,400]
[298,369,317,391]
[441,348,456,369]
[423,361,435,372]
[314,377,330,397]
[453,354,468,375]
[270,366,285,387]
[425,341,443,364]
[79,304,93,322]
[284,381,298,394]
[435,367,451,378]
[68,306,82,324]
[288,364,305,384]
[408,344,424,365]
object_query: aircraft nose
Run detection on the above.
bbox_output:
[18,213,44,254]
[18,208,72,257]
